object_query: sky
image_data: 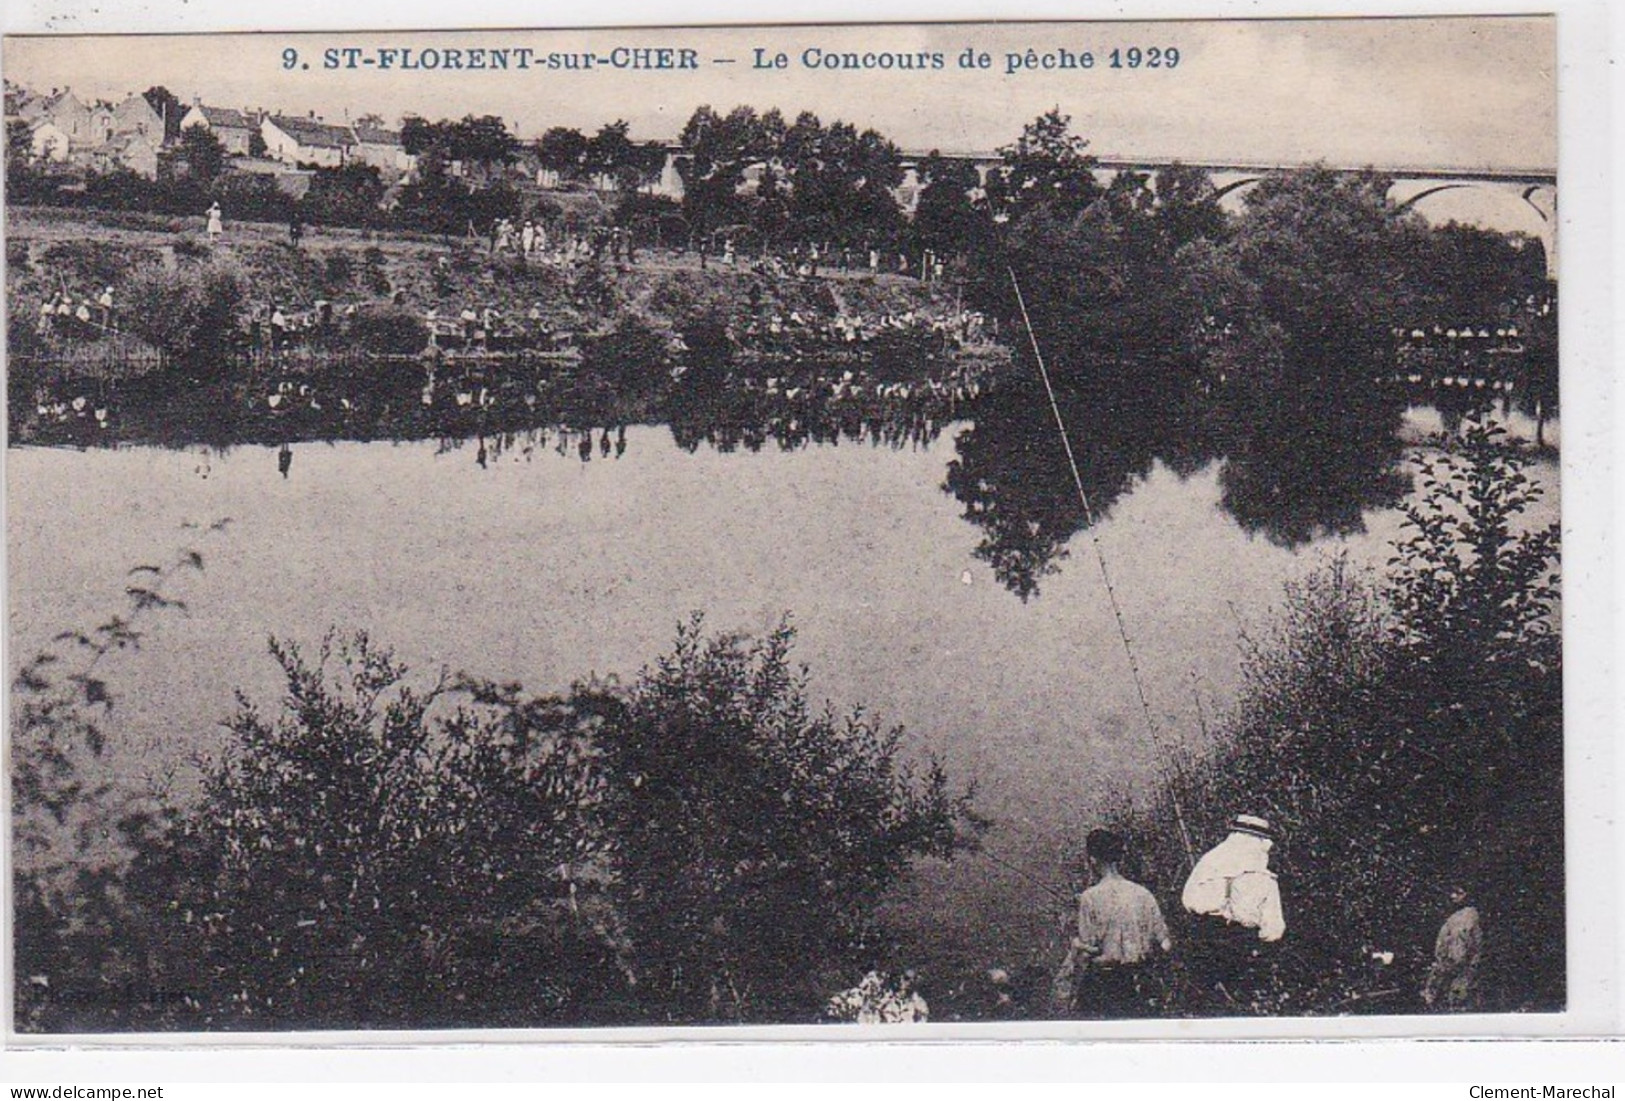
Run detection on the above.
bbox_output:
[3,16,1555,172]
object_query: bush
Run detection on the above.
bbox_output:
[596,615,980,1022]
[213,173,295,225]
[362,247,392,295]
[323,249,356,291]
[12,543,209,1032]
[1142,418,1562,1015]
[121,257,246,367]
[348,305,429,356]
[144,632,627,1029]
[15,608,982,1029]
[40,240,137,291]
[579,316,670,398]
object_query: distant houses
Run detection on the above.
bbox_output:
[260,114,353,168]
[179,102,259,155]
[7,77,897,214]
[111,93,164,142]
[6,85,169,176]
[6,79,968,219]
[350,122,416,177]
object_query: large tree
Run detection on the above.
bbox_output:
[594,617,978,1022]
[177,124,227,187]
[984,108,1103,222]
[777,114,904,249]
[401,114,519,184]
[141,85,184,143]
[584,119,666,193]
[912,151,988,258]
[535,126,589,182]
[676,105,773,238]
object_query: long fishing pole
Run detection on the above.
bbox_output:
[1002,259,1198,871]
[977,842,1074,906]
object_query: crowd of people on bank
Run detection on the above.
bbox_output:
[34,285,117,340]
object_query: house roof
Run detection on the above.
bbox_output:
[5,86,36,117]
[194,104,257,130]
[352,124,403,147]
[268,115,354,149]
[43,90,87,117]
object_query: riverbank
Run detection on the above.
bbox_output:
[8,205,1009,447]
[6,204,994,361]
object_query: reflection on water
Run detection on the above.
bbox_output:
[22,338,1557,609]
[941,360,1423,597]
[28,343,1557,606]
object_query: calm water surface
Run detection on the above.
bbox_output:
[6,408,1559,972]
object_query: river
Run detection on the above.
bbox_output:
[5,397,1559,993]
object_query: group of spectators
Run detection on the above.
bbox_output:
[698,239,955,285]
[34,286,116,340]
[485,218,643,268]
[731,296,990,360]
[248,299,361,352]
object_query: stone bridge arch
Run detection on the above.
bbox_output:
[1389,178,1556,278]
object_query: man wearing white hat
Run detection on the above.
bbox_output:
[1180,813,1286,1009]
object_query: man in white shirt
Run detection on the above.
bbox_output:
[1068,828,1171,1018]
[1180,813,1286,1011]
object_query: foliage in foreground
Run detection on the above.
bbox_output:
[13,611,978,1031]
[599,617,978,1021]
[1141,419,1561,1015]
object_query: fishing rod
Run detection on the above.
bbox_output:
[976,842,1074,907]
[997,243,1199,872]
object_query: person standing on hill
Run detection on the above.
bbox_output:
[206,201,224,241]
[1180,814,1286,1010]
[1421,886,1482,1011]
[1067,829,1171,1018]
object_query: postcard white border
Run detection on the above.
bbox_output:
[0,0,1617,1079]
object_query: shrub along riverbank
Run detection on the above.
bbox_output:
[1124,420,1562,1016]
[14,603,982,1031]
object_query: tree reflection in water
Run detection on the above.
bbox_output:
[1212,372,1411,549]
[18,342,1462,603]
[943,358,1414,599]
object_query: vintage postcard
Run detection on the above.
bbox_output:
[2,10,1605,1051]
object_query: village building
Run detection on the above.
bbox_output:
[28,120,72,162]
[7,83,165,176]
[87,129,163,178]
[348,123,416,179]
[36,89,114,152]
[179,103,260,155]
[5,81,48,125]
[225,155,316,199]
[260,114,354,168]
[111,94,165,141]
